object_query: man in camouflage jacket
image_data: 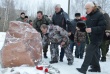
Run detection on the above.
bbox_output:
[33,11,52,58]
[41,24,73,65]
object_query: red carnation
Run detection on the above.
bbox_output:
[36,66,43,70]
[81,16,87,21]
[45,68,49,72]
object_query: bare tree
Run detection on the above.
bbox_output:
[1,0,10,31]
[70,0,87,19]
[96,0,110,14]
[37,0,55,17]
[45,0,55,16]
[70,0,110,19]
[1,0,16,31]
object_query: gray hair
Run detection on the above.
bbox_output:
[55,4,61,8]
[40,24,48,29]
[85,2,95,7]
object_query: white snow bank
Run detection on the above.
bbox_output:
[0,32,110,74]
[0,32,6,50]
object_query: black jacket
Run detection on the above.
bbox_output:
[69,19,82,41]
[71,19,82,34]
[104,13,110,30]
[102,12,110,40]
[81,9,106,44]
[52,8,70,31]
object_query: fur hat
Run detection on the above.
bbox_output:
[77,21,86,29]
[75,13,81,17]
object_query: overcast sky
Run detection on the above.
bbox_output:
[1,0,110,16]
[52,0,68,12]
[14,0,69,16]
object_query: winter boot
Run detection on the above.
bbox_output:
[67,59,73,65]
[60,59,63,62]
[100,57,106,62]
[88,68,101,72]
[49,61,58,64]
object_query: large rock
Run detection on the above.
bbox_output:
[1,21,42,68]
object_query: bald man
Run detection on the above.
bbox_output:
[76,2,106,74]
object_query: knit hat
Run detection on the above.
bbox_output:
[75,13,81,17]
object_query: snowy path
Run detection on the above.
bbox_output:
[0,46,110,74]
[43,46,110,74]
[0,32,110,74]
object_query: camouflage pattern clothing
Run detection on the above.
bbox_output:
[74,30,86,43]
[16,17,24,22]
[42,25,74,64]
[33,15,52,33]
[33,15,52,57]
[74,30,86,58]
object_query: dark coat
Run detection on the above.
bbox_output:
[103,13,110,30]
[101,12,110,40]
[52,8,70,31]
[81,9,106,44]
[71,19,82,34]
[69,19,82,41]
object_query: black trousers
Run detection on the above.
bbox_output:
[81,43,101,72]
[60,47,65,60]
[43,44,48,53]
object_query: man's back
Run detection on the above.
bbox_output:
[52,8,69,30]
[47,25,69,47]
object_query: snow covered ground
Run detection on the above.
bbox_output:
[44,46,110,74]
[0,32,110,74]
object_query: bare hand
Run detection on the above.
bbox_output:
[86,28,91,33]
[106,33,110,36]
[60,42,65,47]
[68,32,71,36]
[76,27,80,30]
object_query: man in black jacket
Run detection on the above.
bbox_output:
[76,2,106,74]
[98,6,110,62]
[52,4,71,62]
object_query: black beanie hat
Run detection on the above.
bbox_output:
[75,13,81,17]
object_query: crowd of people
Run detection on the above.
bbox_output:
[16,12,33,26]
[16,1,110,74]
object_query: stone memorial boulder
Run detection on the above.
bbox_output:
[1,21,42,68]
